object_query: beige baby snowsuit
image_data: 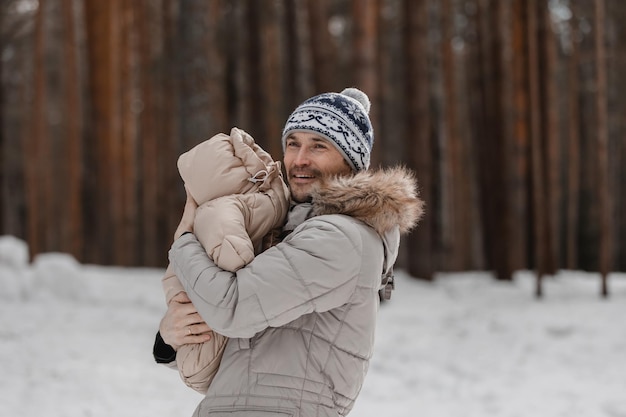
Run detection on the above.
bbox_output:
[162,127,290,393]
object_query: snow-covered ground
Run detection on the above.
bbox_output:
[1,235,625,417]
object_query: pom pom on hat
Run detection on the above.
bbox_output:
[281,87,374,172]
[340,87,371,114]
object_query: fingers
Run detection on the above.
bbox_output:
[160,314,212,348]
[171,291,191,304]
[175,302,200,319]
[160,292,214,349]
[170,294,206,327]
[183,332,213,344]
[188,321,212,336]
[184,311,208,326]
[160,299,194,348]
[175,315,214,346]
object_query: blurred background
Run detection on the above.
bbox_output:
[1,0,624,285]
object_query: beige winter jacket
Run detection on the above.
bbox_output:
[169,166,424,417]
[162,127,290,393]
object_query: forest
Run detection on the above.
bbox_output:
[1,0,625,292]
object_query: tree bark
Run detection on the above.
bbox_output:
[84,0,122,264]
[405,0,434,279]
[26,0,50,259]
[61,0,84,260]
[257,0,286,158]
[440,0,464,271]
[377,0,406,168]
[505,0,530,277]
[540,0,560,275]
[527,0,547,297]
[566,5,581,270]
[307,0,335,92]
[594,0,612,296]
[352,0,380,166]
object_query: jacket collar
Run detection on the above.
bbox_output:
[283,202,313,234]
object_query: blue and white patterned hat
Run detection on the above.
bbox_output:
[281,88,374,172]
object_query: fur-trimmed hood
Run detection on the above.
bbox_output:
[310,166,425,236]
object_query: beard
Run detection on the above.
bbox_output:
[287,167,323,203]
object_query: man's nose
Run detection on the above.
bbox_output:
[293,147,311,166]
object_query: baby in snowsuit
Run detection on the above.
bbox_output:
[162,127,290,393]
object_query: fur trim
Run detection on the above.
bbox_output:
[311,166,425,235]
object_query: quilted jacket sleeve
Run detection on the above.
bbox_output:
[161,263,185,304]
[168,216,364,339]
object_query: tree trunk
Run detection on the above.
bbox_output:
[307,0,335,92]
[378,0,406,167]
[540,0,560,275]
[527,0,547,297]
[594,0,612,296]
[505,0,530,276]
[284,0,315,106]
[352,0,379,166]
[61,0,84,260]
[162,0,184,249]
[405,0,434,279]
[257,0,286,158]
[472,0,505,276]
[440,0,464,271]
[84,0,122,264]
[566,5,581,270]
[26,0,50,259]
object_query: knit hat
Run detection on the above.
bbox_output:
[281,87,374,172]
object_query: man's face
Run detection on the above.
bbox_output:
[283,132,353,203]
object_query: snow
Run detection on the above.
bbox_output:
[1,235,625,417]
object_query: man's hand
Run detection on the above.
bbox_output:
[174,187,198,240]
[159,292,212,350]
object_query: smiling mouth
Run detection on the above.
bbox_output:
[289,171,318,181]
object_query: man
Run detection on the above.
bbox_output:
[154,88,424,416]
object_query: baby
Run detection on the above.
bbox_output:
[162,127,289,392]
